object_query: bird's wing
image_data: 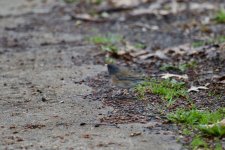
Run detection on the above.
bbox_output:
[116,76,145,82]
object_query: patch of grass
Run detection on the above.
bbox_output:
[64,0,103,5]
[215,35,225,43]
[134,43,146,49]
[179,61,197,72]
[89,34,123,53]
[89,34,122,45]
[192,41,205,48]
[168,108,225,149]
[199,122,225,137]
[192,35,225,47]
[135,79,187,105]
[150,79,187,101]
[160,64,181,72]
[191,136,208,149]
[91,0,103,5]
[160,61,197,73]
[182,128,192,135]
[64,0,79,4]
[215,9,225,23]
[167,108,225,137]
[167,108,224,126]
[215,141,223,150]
[104,57,116,64]
[90,36,110,44]
[135,83,147,99]
[101,45,118,53]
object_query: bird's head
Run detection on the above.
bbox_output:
[107,64,120,76]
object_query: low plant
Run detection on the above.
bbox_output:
[89,34,123,54]
[160,61,197,73]
[192,35,225,48]
[191,136,208,149]
[167,108,225,137]
[215,9,225,23]
[135,79,187,105]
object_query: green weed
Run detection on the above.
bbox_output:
[64,0,79,4]
[192,41,205,48]
[215,141,223,150]
[182,128,192,135]
[89,34,122,53]
[215,9,225,23]
[167,108,224,125]
[89,34,122,45]
[199,122,225,137]
[135,79,187,104]
[104,57,116,64]
[167,108,225,137]
[101,45,118,53]
[64,0,103,5]
[160,61,197,73]
[91,0,103,5]
[134,43,146,49]
[191,136,208,149]
[192,35,225,47]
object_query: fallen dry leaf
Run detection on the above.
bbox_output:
[160,73,188,80]
[130,50,148,57]
[188,85,209,92]
[130,23,159,31]
[110,0,148,8]
[130,132,142,137]
[71,13,103,22]
[130,0,165,16]
[139,51,169,60]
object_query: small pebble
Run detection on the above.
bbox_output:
[94,124,100,127]
[41,97,47,102]
[80,122,86,126]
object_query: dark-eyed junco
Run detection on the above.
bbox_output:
[107,64,145,88]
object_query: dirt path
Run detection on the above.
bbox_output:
[0,0,182,149]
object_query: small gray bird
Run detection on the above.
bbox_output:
[107,64,145,89]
